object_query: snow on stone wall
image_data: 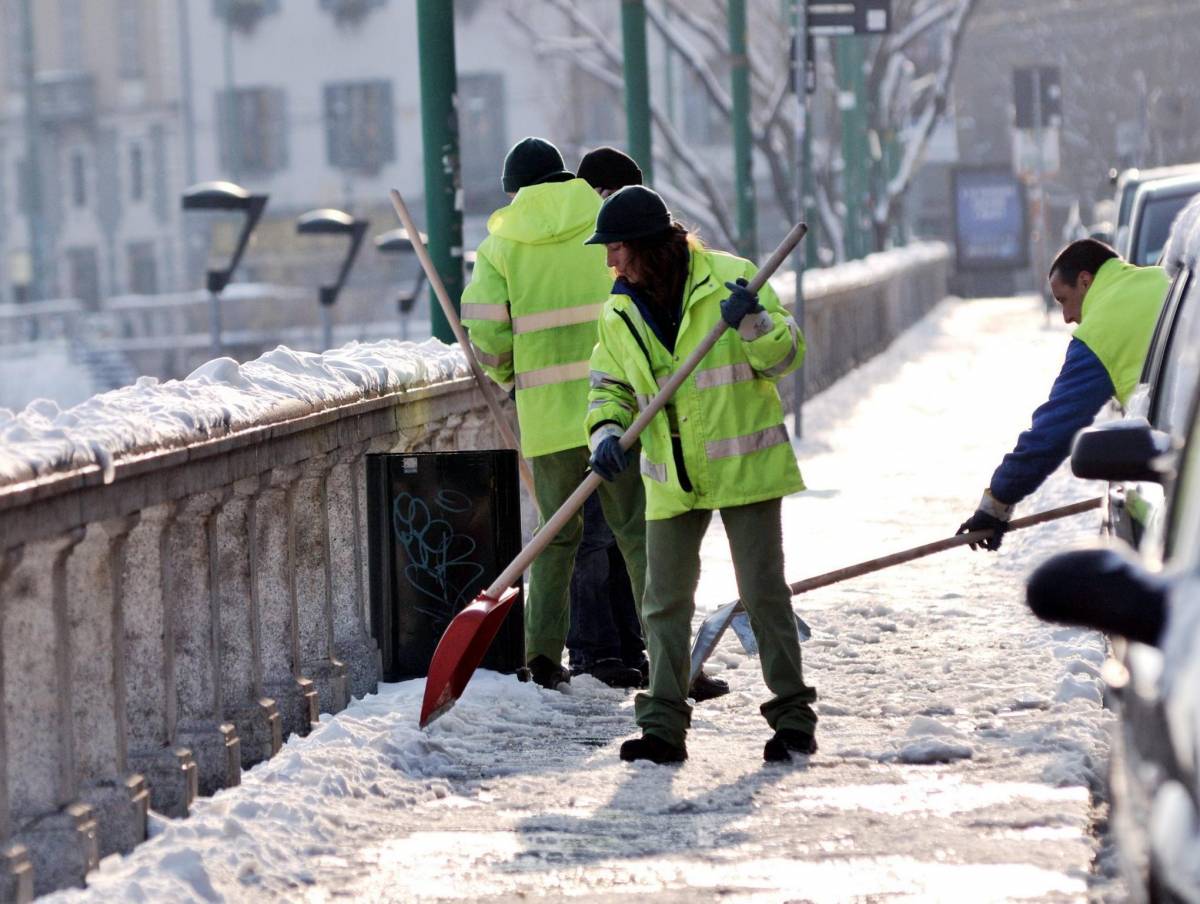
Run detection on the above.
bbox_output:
[0,339,469,489]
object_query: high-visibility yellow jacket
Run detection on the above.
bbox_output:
[586,246,806,520]
[461,178,611,458]
[1073,257,1169,405]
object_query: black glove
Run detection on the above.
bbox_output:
[957,489,1014,552]
[719,278,763,329]
[957,510,1009,552]
[589,436,632,481]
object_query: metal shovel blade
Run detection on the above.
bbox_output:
[689,601,812,685]
[419,586,521,728]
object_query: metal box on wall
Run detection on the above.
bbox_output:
[366,450,524,681]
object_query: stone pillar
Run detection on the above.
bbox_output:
[0,550,34,904]
[122,504,196,818]
[293,455,348,714]
[65,518,149,859]
[329,444,380,700]
[3,532,100,896]
[164,492,240,797]
[253,467,318,740]
[214,479,281,770]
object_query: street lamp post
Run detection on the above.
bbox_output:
[296,209,369,351]
[374,227,429,342]
[181,180,268,360]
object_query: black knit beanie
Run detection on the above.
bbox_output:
[501,137,574,193]
[577,146,643,193]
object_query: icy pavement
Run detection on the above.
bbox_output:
[47,295,1119,903]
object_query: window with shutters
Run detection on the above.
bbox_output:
[217,86,289,175]
[324,80,394,174]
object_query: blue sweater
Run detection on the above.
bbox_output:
[990,337,1116,505]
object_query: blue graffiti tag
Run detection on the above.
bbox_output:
[392,489,485,625]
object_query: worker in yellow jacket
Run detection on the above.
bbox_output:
[585,186,818,764]
[461,137,647,690]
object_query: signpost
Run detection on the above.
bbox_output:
[790,0,890,438]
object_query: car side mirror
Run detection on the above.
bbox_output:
[1026,544,1167,646]
[1070,419,1174,484]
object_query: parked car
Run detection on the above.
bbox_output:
[1107,162,1200,253]
[1026,197,1200,903]
[1084,195,1200,549]
[1122,173,1200,267]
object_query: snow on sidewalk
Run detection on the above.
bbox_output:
[48,295,1114,903]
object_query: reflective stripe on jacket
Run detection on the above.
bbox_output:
[462,178,612,457]
[1072,258,1169,405]
[586,246,806,520]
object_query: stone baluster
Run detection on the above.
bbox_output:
[329,443,380,700]
[122,503,196,818]
[214,478,281,769]
[253,466,318,740]
[0,549,34,903]
[293,455,349,714]
[165,492,240,797]
[64,517,149,859]
[4,531,100,896]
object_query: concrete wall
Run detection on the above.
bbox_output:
[0,243,948,900]
[0,372,500,900]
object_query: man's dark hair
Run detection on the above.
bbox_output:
[1049,238,1120,285]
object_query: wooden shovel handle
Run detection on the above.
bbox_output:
[787,496,1104,596]
[483,222,810,598]
[389,189,536,496]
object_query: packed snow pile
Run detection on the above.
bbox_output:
[770,240,949,306]
[0,339,468,489]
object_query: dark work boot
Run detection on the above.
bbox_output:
[763,728,817,762]
[527,655,571,690]
[619,734,687,764]
[587,658,645,689]
[689,671,730,702]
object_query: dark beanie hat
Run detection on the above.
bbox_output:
[577,147,643,193]
[501,137,573,193]
[584,185,673,245]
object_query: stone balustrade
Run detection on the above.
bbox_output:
[0,373,500,900]
[0,243,949,901]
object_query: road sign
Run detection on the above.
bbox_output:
[808,1,892,36]
[952,166,1030,271]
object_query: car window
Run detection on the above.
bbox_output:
[1136,192,1200,265]
[1154,272,1200,437]
[1167,383,1200,563]
[1143,270,1190,386]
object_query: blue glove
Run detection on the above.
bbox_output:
[589,436,632,481]
[719,278,763,328]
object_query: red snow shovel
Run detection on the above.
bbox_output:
[688,495,1104,683]
[419,222,810,727]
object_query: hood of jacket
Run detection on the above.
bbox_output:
[486,178,601,246]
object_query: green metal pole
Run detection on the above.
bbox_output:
[729,0,757,259]
[416,0,463,344]
[621,0,653,184]
[790,0,808,438]
[835,36,868,260]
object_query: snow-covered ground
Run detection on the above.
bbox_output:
[46,294,1120,903]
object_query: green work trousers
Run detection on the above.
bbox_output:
[526,445,647,664]
[635,498,817,747]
